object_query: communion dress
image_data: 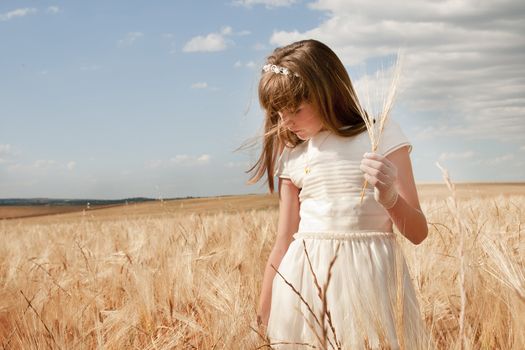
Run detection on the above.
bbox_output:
[266,119,431,349]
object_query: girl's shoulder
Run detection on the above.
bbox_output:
[377,118,413,155]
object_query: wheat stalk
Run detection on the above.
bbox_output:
[359,54,403,204]
[435,161,467,350]
[267,240,341,350]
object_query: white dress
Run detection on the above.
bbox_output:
[266,119,431,350]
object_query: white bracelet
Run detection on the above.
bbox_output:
[375,186,399,210]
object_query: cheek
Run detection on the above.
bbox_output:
[302,114,318,126]
[305,114,322,129]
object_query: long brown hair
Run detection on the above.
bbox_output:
[247,39,368,193]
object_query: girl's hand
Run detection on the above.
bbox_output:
[360,152,399,209]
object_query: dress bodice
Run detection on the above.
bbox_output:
[275,118,412,233]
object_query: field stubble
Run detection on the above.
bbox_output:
[0,184,523,349]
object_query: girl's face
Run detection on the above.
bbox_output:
[278,102,324,140]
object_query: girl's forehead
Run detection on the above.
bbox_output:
[278,101,304,112]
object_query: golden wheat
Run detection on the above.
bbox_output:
[0,186,523,349]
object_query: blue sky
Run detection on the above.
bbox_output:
[1,0,524,199]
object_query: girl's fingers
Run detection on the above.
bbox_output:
[360,163,389,183]
[360,164,392,189]
[364,173,389,191]
[362,157,394,174]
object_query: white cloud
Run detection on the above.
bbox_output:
[117,32,144,47]
[46,6,61,14]
[221,26,233,35]
[34,160,57,168]
[253,42,268,51]
[233,0,297,8]
[183,27,237,53]
[438,151,475,162]
[268,0,525,141]
[225,161,250,168]
[80,65,100,71]
[191,82,208,89]
[67,161,76,171]
[520,145,525,151]
[183,33,228,52]
[147,154,211,168]
[197,154,210,162]
[0,144,12,157]
[0,144,12,165]
[472,154,515,166]
[171,154,211,165]
[0,8,37,21]
[233,60,257,69]
[147,160,163,169]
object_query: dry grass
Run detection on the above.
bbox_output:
[0,184,524,349]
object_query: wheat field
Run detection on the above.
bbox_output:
[0,184,523,349]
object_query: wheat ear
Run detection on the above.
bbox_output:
[359,54,402,204]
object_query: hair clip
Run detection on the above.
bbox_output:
[262,64,299,77]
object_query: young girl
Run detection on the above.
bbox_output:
[250,40,431,349]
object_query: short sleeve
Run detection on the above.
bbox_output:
[377,118,413,156]
[274,147,291,179]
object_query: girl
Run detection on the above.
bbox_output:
[249,40,431,349]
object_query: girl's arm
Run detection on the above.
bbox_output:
[361,146,428,245]
[257,177,300,330]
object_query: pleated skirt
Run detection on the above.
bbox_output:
[266,231,432,350]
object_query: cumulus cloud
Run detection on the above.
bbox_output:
[34,160,57,168]
[236,30,251,36]
[0,144,13,164]
[233,0,297,8]
[80,65,100,71]
[0,144,13,157]
[225,161,250,168]
[252,42,268,51]
[171,154,211,165]
[117,32,144,47]
[183,27,234,53]
[0,8,37,21]
[438,151,475,162]
[147,154,211,168]
[191,82,208,89]
[234,60,257,68]
[472,154,515,166]
[46,6,61,14]
[269,0,525,141]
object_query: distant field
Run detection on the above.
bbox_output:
[0,205,111,220]
[1,182,523,221]
[415,182,525,199]
[0,194,278,221]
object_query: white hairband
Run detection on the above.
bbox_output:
[262,64,300,77]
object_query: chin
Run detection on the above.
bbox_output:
[295,133,309,141]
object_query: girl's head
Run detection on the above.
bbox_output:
[259,39,367,143]
[249,39,368,192]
